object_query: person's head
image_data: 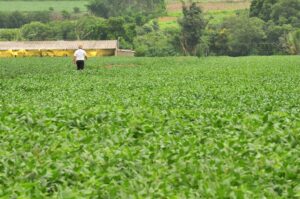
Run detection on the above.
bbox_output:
[78,44,83,49]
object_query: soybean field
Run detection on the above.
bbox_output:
[1,56,300,198]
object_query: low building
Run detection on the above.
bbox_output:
[0,40,135,57]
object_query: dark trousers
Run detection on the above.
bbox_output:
[76,60,85,70]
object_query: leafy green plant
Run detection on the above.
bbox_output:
[1,56,300,198]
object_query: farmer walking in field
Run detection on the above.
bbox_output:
[73,45,87,70]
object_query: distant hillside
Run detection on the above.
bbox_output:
[158,0,250,30]
[0,1,88,12]
[167,0,250,12]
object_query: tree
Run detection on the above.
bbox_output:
[86,0,166,18]
[50,21,77,40]
[282,29,300,54]
[250,0,278,21]
[250,0,300,27]
[27,11,51,24]
[74,16,107,40]
[271,0,300,27]
[9,11,28,29]
[221,16,266,56]
[133,30,178,57]
[207,26,229,56]
[86,0,110,18]
[263,22,293,54]
[178,2,206,56]
[21,22,53,41]
[0,11,51,29]
[0,12,9,28]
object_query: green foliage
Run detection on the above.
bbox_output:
[86,0,110,18]
[271,0,300,27]
[0,29,21,41]
[250,0,278,21]
[11,16,136,43]
[1,56,300,198]
[178,2,206,56]
[206,10,238,25]
[0,0,298,57]
[133,30,178,57]
[48,6,54,11]
[87,0,166,18]
[263,22,293,55]
[250,0,300,27]
[50,20,77,40]
[61,10,71,19]
[208,16,266,56]
[222,16,266,56]
[21,21,53,40]
[281,29,300,55]
[158,19,179,30]
[73,16,137,45]
[73,6,80,13]
[72,16,106,40]
[0,11,51,28]
[246,0,300,55]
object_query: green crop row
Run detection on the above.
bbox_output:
[1,56,300,198]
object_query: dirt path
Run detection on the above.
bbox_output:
[167,1,250,12]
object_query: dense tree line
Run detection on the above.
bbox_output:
[0,11,51,28]
[0,16,137,49]
[250,0,300,27]
[135,0,300,56]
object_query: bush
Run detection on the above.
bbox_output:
[61,10,71,20]
[134,31,178,57]
[21,22,53,41]
[212,16,266,56]
[0,11,51,29]
[50,21,77,40]
[0,29,21,41]
[73,7,80,13]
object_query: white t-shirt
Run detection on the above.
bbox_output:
[74,49,87,61]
